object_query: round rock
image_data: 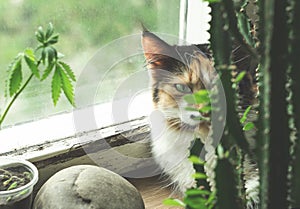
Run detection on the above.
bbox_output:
[33,165,145,209]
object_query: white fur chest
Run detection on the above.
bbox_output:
[150,112,196,192]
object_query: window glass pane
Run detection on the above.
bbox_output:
[0,0,180,128]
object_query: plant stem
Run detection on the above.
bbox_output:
[0,73,34,129]
[223,0,259,62]
[289,0,300,207]
[267,0,290,208]
[256,0,272,207]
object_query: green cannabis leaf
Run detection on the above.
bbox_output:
[50,62,75,106]
[45,46,57,64]
[41,62,55,81]
[59,61,76,81]
[35,23,59,47]
[0,23,76,128]
[57,63,75,105]
[51,67,62,106]
[45,22,54,40]
[24,48,40,79]
[8,54,23,97]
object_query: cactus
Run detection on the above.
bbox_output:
[222,0,258,61]
[209,1,250,155]
[190,138,210,190]
[165,0,300,208]
[215,157,242,209]
[254,0,271,208]
[206,0,299,208]
[289,0,300,207]
[266,0,291,208]
[208,2,246,208]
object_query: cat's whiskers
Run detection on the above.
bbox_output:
[232,45,241,53]
[233,54,251,64]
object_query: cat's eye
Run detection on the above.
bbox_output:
[174,84,192,93]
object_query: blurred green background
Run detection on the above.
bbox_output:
[0,0,180,127]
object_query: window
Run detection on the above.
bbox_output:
[0,0,181,126]
[0,0,210,155]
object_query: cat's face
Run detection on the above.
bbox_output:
[142,31,215,138]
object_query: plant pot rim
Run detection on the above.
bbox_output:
[0,157,38,195]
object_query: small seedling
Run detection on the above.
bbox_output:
[0,23,76,129]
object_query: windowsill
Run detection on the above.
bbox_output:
[0,97,155,193]
[0,115,150,160]
[0,92,153,158]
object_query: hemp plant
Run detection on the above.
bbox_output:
[0,23,76,129]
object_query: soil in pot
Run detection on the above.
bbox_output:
[0,166,33,209]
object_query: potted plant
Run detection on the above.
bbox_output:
[0,23,76,208]
[0,157,38,209]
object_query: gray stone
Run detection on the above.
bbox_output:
[33,165,145,209]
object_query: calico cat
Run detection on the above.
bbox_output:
[141,30,214,191]
[141,30,259,208]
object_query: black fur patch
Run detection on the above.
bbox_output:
[152,83,160,103]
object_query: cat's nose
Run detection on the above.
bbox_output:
[190,114,198,119]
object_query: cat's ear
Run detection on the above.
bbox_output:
[195,44,212,59]
[141,31,172,68]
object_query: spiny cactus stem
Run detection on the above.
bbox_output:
[256,0,273,207]
[223,0,259,61]
[267,0,290,208]
[289,0,300,207]
[215,153,243,209]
